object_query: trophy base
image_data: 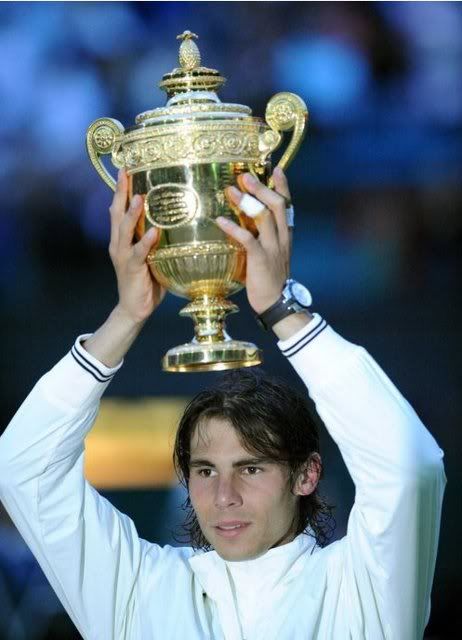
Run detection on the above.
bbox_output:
[162,338,262,373]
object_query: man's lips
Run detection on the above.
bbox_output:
[214,521,251,538]
[215,521,250,528]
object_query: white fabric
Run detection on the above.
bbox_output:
[239,193,266,217]
[239,194,294,227]
[285,204,295,227]
[223,534,316,639]
[0,316,446,640]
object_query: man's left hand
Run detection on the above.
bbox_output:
[216,167,293,316]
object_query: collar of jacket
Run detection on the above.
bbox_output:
[188,532,317,604]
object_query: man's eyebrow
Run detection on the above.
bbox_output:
[189,457,273,468]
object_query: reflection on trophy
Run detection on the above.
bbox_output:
[86,31,308,372]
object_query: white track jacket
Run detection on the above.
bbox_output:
[0,314,446,639]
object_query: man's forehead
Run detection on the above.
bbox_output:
[190,415,243,452]
[188,417,283,470]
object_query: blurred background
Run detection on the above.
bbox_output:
[0,1,460,638]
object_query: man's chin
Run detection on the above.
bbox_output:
[211,536,267,562]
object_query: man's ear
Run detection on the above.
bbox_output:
[293,452,322,497]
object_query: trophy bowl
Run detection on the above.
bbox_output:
[86,31,308,372]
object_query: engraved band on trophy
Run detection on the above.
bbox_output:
[86,31,308,372]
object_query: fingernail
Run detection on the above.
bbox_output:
[216,216,230,225]
[226,186,241,199]
[118,168,123,181]
[243,173,257,186]
[132,194,142,207]
[273,166,283,177]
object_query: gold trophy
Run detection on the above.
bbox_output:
[86,31,308,372]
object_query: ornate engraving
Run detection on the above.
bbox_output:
[149,241,243,261]
[86,117,125,191]
[126,144,143,167]
[164,136,189,160]
[93,125,115,151]
[193,133,217,157]
[120,121,263,172]
[266,92,307,133]
[177,31,201,70]
[111,146,125,169]
[222,132,245,155]
[145,184,199,229]
[215,191,226,207]
[145,142,162,161]
[264,92,308,185]
[266,95,297,131]
[258,129,282,160]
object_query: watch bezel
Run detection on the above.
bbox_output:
[285,279,312,309]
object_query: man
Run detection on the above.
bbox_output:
[0,168,446,639]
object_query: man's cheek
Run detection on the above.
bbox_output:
[189,485,207,519]
[189,482,205,505]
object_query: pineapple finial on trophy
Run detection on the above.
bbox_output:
[159,31,225,97]
[177,30,201,70]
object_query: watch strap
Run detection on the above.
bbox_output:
[255,297,302,331]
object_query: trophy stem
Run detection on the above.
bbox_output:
[179,294,238,343]
[162,294,262,372]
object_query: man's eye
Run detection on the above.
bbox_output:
[198,469,213,477]
[244,466,262,475]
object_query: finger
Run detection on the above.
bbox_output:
[226,186,278,251]
[119,195,143,250]
[215,215,263,255]
[272,167,292,202]
[132,226,159,264]
[238,173,287,228]
[271,167,292,249]
[109,169,129,246]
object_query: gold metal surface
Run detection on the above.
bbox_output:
[135,102,251,125]
[163,340,262,373]
[86,32,308,372]
[159,30,226,96]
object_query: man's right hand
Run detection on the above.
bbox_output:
[109,168,166,324]
[81,170,166,368]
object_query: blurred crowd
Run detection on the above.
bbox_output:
[0,2,460,638]
[0,2,460,306]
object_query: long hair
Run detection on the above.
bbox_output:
[173,367,335,551]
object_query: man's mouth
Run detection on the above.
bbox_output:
[215,522,251,537]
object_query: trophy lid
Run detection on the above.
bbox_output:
[159,31,225,97]
[135,31,252,125]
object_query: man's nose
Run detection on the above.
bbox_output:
[214,475,243,509]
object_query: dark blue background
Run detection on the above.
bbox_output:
[0,2,460,638]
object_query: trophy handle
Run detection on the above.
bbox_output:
[263,92,308,189]
[86,118,125,192]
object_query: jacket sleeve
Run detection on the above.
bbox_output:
[0,335,148,640]
[278,314,447,640]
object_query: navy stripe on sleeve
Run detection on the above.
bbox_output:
[71,346,115,383]
[281,318,328,358]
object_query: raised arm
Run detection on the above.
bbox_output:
[277,316,446,639]
[218,170,446,639]
[0,170,166,638]
[83,168,166,367]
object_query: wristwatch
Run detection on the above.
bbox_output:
[255,278,313,331]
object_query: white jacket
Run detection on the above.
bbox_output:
[0,315,446,639]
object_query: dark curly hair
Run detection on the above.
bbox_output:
[173,367,335,551]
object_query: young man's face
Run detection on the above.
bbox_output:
[188,416,316,561]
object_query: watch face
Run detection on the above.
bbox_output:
[291,282,313,307]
